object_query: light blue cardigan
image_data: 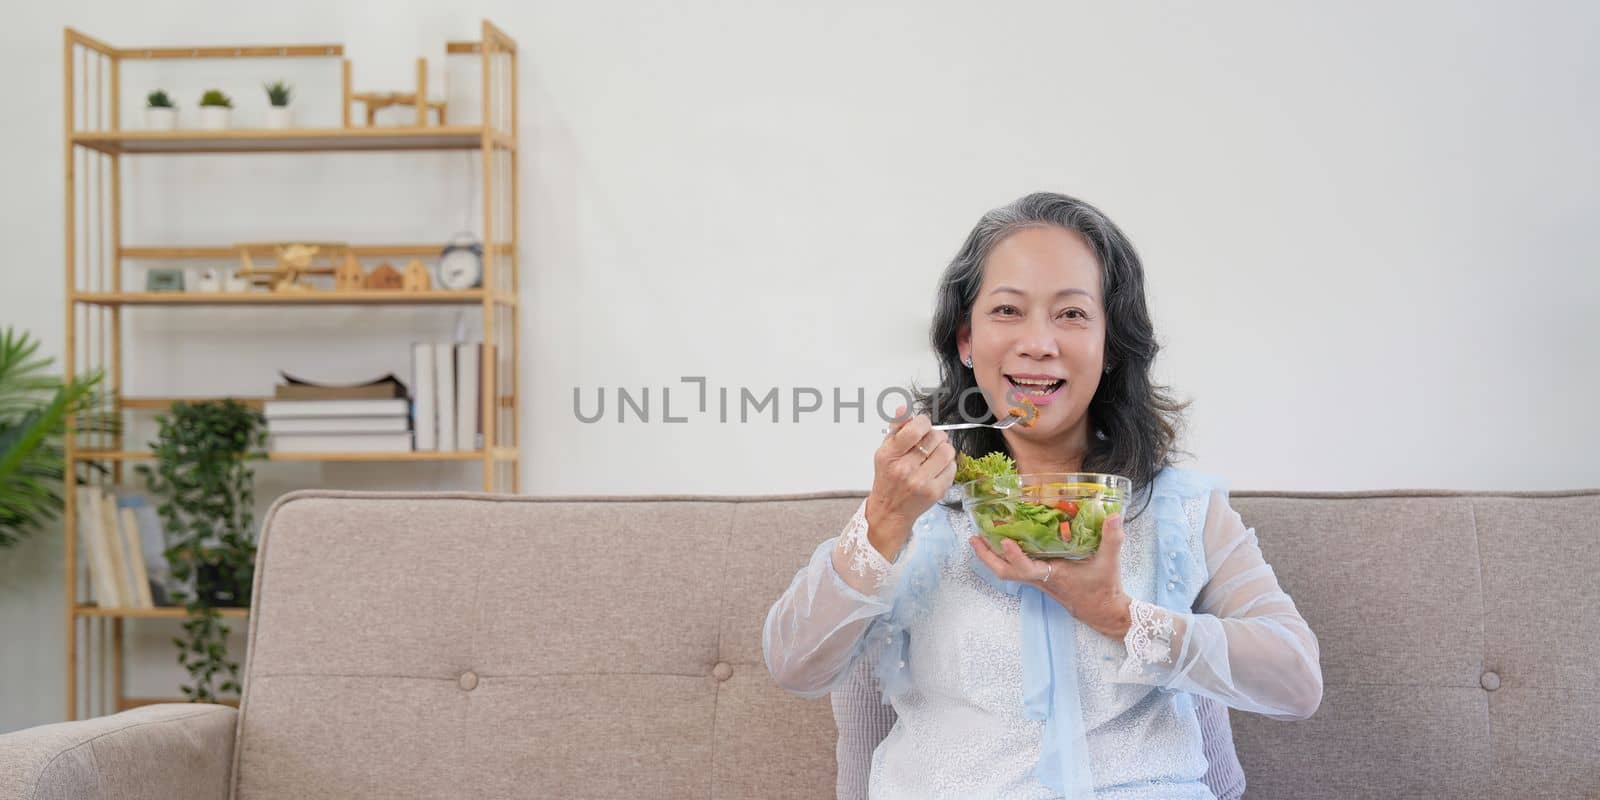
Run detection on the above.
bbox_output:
[863,466,1223,798]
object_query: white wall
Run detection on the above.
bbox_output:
[3,0,1597,732]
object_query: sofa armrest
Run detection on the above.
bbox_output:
[0,703,235,800]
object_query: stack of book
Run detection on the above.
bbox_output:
[411,341,485,453]
[76,487,173,609]
[265,372,413,453]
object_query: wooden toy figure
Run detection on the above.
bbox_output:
[402,258,432,291]
[336,252,366,290]
[273,244,320,292]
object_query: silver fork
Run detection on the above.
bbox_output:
[880,415,1023,435]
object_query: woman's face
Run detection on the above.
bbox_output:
[957,224,1107,445]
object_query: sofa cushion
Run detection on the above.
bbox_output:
[1229,490,1600,799]
[233,491,857,800]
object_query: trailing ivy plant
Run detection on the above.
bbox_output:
[135,399,266,702]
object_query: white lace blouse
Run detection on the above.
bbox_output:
[763,473,1322,799]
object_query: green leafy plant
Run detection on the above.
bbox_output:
[198,89,232,109]
[135,399,266,702]
[0,327,115,550]
[263,81,292,107]
[146,90,175,109]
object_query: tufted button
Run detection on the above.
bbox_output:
[1480,671,1501,691]
[458,670,479,691]
[712,662,733,682]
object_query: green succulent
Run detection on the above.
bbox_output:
[198,89,232,108]
[146,90,175,109]
[263,81,292,107]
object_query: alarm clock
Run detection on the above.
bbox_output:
[437,235,483,290]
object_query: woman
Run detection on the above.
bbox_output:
[764,192,1322,799]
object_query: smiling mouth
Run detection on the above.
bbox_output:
[1005,375,1065,396]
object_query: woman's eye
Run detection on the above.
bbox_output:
[992,305,1020,317]
[1058,308,1088,321]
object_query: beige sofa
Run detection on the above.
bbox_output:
[2,487,1596,799]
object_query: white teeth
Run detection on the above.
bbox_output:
[1008,376,1063,396]
[1009,376,1063,387]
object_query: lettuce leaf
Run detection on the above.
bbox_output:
[976,499,1066,554]
[955,451,1019,497]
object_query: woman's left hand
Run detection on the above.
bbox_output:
[968,513,1133,639]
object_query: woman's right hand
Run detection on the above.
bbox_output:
[865,405,957,561]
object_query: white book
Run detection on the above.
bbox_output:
[456,342,481,451]
[268,416,411,434]
[412,343,437,451]
[118,493,174,606]
[77,488,122,608]
[263,398,410,419]
[96,488,134,609]
[119,506,155,609]
[270,432,416,453]
[434,342,457,452]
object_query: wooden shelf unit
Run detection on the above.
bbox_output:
[60,22,520,722]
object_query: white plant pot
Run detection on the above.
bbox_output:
[199,106,231,131]
[265,106,293,130]
[144,107,177,131]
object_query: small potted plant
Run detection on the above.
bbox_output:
[198,89,232,131]
[264,81,293,129]
[145,90,176,131]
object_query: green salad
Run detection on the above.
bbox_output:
[956,452,1126,559]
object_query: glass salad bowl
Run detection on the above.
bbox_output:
[961,472,1132,560]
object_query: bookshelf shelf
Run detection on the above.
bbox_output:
[72,289,516,307]
[119,696,240,711]
[70,125,513,155]
[120,243,515,260]
[61,22,521,722]
[76,605,250,619]
[72,449,515,462]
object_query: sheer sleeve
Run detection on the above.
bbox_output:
[763,499,900,698]
[1112,489,1324,720]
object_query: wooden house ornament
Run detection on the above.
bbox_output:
[366,262,403,290]
[402,258,432,291]
[336,252,366,290]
